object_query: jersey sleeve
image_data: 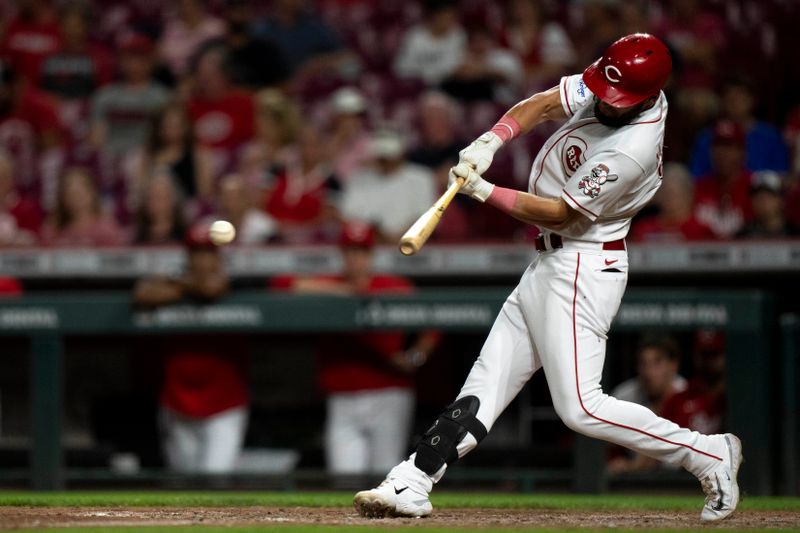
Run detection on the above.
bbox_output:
[559,74,594,117]
[561,151,644,222]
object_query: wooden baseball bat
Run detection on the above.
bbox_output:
[399,176,465,256]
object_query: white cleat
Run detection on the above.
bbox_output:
[700,433,743,521]
[353,478,433,518]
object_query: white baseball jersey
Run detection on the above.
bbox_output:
[528,74,667,242]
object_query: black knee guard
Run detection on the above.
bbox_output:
[414,395,488,475]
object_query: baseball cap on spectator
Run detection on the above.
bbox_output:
[185,223,219,251]
[118,33,155,55]
[339,221,376,249]
[750,171,783,195]
[694,329,724,355]
[370,129,405,159]
[330,87,367,115]
[711,119,745,147]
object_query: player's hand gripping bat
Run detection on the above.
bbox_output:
[398,176,465,256]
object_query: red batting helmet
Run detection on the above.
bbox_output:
[583,33,672,108]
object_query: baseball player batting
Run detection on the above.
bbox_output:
[354,34,742,521]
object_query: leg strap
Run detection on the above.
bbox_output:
[414,395,487,475]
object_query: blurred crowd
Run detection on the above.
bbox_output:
[0,0,799,248]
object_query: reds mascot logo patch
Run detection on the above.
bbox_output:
[562,136,587,173]
[578,163,618,198]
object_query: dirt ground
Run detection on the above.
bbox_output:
[1,506,799,531]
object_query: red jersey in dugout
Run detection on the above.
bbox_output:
[159,337,249,419]
[660,380,724,435]
[272,274,415,393]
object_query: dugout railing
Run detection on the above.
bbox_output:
[0,289,780,493]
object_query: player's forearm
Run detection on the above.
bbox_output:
[486,187,572,226]
[504,85,566,135]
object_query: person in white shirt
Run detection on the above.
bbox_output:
[341,130,436,242]
[393,0,466,86]
[355,34,742,523]
[613,336,687,411]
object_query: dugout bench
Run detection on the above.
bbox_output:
[0,289,779,493]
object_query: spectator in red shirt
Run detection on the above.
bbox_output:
[134,223,249,473]
[631,163,716,243]
[187,44,255,163]
[0,0,61,83]
[0,148,41,245]
[692,120,753,239]
[41,166,127,246]
[661,329,726,436]
[273,221,439,475]
[263,125,341,243]
[0,59,64,197]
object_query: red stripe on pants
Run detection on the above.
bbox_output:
[570,252,722,462]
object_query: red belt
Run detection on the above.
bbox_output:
[534,234,626,252]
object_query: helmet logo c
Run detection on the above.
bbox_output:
[604,65,622,83]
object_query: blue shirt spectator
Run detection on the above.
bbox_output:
[689,76,789,177]
[253,1,342,74]
[689,122,788,177]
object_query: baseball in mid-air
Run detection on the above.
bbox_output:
[208,220,236,245]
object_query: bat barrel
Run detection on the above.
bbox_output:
[397,176,465,256]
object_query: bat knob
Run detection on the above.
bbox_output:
[399,240,418,256]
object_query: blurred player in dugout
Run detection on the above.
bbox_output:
[608,335,687,474]
[134,223,249,474]
[608,330,726,474]
[273,221,439,475]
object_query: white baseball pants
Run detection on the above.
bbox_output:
[160,406,248,474]
[327,388,414,475]
[394,243,726,486]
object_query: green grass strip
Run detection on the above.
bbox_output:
[29,527,800,533]
[1,491,799,511]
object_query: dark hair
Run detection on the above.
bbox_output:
[423,0,458,16]
[637,334,681,363]
[721,73,754,94]
[145,102,194,156]
[53,167,102,230]
[189,41,235,81]
[133,173,187,244]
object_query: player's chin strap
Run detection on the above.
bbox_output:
[414,395,488,476]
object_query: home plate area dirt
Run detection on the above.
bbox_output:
[1,506,799,531]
